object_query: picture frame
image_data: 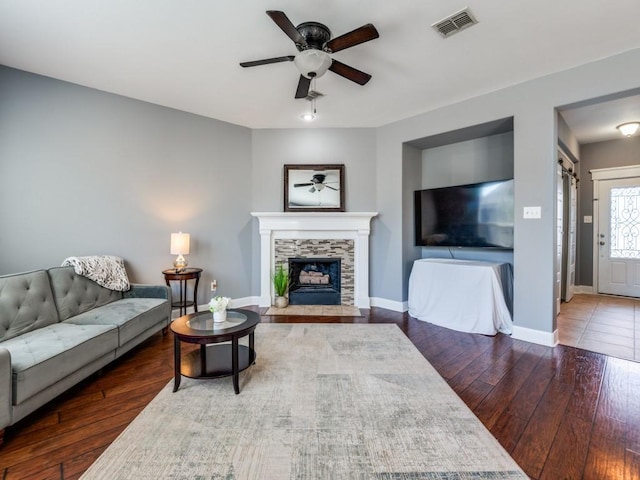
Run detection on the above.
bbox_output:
[284,164,345,212]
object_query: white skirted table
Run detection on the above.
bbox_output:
[408,258,513,335]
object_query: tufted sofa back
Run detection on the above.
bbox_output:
[0,270,60,341]
[48,267,122,321]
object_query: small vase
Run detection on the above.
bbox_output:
[213,310,227,323]
[274,296,288,309]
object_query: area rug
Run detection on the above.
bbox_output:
[265,305,362,316]
[81,324,527,479]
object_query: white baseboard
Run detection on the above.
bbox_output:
[192,296,258,314]
[571,285,595,295]
[230,296,260,308]
[511,325,558,347]
[369,297,407,312]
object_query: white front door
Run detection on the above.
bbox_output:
[597,177,640,296]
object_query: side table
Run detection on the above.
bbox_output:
[163,268,203,317]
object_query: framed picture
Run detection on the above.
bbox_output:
[284,164,345,212]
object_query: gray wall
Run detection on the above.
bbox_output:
[421,132,514,188]
[557,113,580,161]
[401,144,423,300]
[249,128,377,296]
[0,66,252,305]
[577,136,640,286]
[374,48,640,337]
[250,128,377,213]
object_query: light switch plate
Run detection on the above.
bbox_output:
[584,215,593,224]
[523,206,542,219]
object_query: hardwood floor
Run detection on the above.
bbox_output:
[1,306,639,479]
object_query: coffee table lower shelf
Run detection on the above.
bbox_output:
[180,344,256,379]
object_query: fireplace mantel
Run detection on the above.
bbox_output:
[251,212,377,308]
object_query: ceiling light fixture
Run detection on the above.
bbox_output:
[301,111,315,122]
[617,122,640,137]
[294,50,332,79]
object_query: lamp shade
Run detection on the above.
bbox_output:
[170,232,190,255]
[617,122,640,137]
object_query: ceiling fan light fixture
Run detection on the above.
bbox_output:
[301,112,315,121]
[294,50,332,79]
[617,122,640,137]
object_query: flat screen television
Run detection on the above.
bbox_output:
[414,179,514,249]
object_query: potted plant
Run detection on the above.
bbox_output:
[271,263,290,308]
[209,295,231,322]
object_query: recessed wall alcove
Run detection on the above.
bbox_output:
[401,117,515,302]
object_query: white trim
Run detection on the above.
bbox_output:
[590,164,640,180]
[251,212,378,309]
[370,297,406,312]
[571,285,594,295]
[229,296,259,308]
[511,325,558,347]
[195,296,259,312]
[590,165,640,293]
[592,174,600,294]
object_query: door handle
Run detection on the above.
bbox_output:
[600,241,605,246]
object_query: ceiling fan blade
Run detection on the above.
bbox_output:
[295,75,311,99]
[309,186,316,193]
[294,182,314,187]
[266,10,307,47]
[326,185,338,191]
[325,24,379,53]
[240,56,295,68]
[329,59,372,85]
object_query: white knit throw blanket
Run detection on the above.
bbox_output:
[61,255,130,291]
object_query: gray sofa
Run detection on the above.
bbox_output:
[0,266,171,445]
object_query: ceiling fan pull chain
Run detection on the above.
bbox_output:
[312,78,317,115]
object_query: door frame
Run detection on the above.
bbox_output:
[591,164,640,292]
[558,149,576,302]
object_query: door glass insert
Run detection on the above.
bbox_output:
[610,186,640,258]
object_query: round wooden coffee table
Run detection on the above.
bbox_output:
[170,309,260,394]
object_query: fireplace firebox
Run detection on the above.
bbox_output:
[288,258,341,305]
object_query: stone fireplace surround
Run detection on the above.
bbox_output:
[251,212,377,309]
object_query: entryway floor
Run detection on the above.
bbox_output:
[558,293,640,362]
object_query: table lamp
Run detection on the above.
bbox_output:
[170,232,190,272]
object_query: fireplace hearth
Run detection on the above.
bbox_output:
[289,258,341,305]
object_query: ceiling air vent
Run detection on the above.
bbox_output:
[432,8,478,38]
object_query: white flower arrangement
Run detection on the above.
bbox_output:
[208,296,231,313]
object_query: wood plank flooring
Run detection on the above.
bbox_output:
[1,305,639,479]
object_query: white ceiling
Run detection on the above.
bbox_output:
[1,1,640,136]
[559,94,640,144]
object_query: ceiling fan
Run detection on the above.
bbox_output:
[295,173,338,193]
[240,10,379,99]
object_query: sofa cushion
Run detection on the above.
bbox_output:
[64,298,168,347]
[2,323,118,404]
[0,270,59,341]
[48,267,122,321]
